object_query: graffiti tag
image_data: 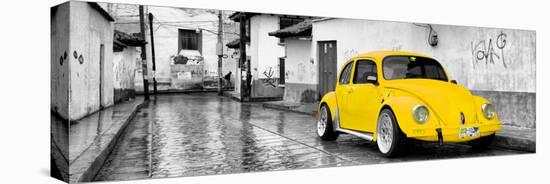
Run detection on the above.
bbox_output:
[343,49,359,61]
[471,32,508,68]
[262,67,277,87]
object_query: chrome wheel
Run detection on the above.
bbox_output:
[317,106,328,137]
[377,112,394,154]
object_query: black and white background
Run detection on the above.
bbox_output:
[1,0,549,183]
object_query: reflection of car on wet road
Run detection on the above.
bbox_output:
[317,51,502,157]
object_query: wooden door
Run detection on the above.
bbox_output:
[317,41,337,99]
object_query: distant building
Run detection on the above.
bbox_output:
[228,12,311,100]
[268,19,315,103]
[113,30,145,103]
[105,4,239,91]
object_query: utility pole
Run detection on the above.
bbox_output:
[139,5,149,100]
[217,10,223,96]
[239,12,249,100]
[148,12,158,95]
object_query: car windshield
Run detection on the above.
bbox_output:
[382,56,448,81]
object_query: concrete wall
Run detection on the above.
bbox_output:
[69,1,114,120]
[51,2,70,120]
[50,3,70,182]
[310,18,536,128]
[249,15,285,97]
[282,39,316,103]
[170,64,205,90]
[113,47,138,103]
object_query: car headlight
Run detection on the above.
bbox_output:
[412,105,429,124]
[481,103,496,120]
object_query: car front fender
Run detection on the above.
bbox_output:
[319,91,338,121]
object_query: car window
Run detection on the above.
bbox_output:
[339,61,354,84]
[383,56,448,81]
[353,60,377,84]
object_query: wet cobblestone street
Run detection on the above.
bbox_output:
[94,93,525,181]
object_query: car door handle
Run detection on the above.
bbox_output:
[347,88,354,93]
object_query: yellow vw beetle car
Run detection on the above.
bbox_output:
[317,51,501,157]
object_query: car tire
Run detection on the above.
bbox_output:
[468,134,495,150]
[317,104,339,141]
[376,108,408,157]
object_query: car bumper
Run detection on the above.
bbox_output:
[407,123,502,143]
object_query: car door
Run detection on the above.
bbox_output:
[335,61,355,129]
[346,59,381,132]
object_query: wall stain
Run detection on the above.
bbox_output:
[78,54,84,64]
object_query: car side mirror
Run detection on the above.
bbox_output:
[367,76,379,85]
[451,80,458,84]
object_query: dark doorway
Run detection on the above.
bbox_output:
[317,41,337,99]
[279,57,285,85]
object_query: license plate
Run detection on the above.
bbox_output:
[459,126,479,139]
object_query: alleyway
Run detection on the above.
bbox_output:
[94,93,524,181]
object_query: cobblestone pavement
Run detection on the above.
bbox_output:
[95,93,525,181]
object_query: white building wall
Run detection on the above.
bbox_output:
[250,15,285,80]
[311,18,535,93]
[51,2,70,119]
[69,2,114,120]
[285,39,314,84]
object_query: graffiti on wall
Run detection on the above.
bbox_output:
[343,49,359,61]
[471,32,508,68]
[262,66,278,87]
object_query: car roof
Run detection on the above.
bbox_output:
[351,50,433,62]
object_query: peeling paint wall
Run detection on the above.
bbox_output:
[51,2,70,120]
[282,39,316,103]
[311,18,536,128]
[113,47,139,102]
[249,15,285,97]
[68,1,114,120]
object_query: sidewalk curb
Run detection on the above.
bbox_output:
[262,102,535,153]
[493,132,536,153]
[73,100,148,183]
[262,103,316,116]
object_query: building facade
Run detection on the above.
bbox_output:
[228,13,311,100]
[51,1,115,121]
[105,4,238,91]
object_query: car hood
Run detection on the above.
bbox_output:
[384,79,477,127]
